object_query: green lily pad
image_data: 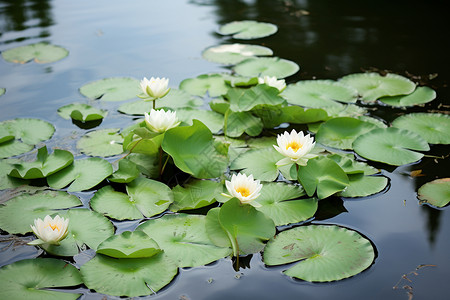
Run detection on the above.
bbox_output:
[224,111,263,137]
[170,179,223,212]
[90,177,173,220]
[315,117,379,150]
[47,157,113,192]
[176,107,224,134]
[263,225,375,282]
[0,190,81,234]
[97,231,161,258]
[0,258,82,300]
[226,84,287,112]
[108,158,140,183]
[0,118,55,145]
[8,146,73,179]
[338,72,416,102]
[0,88,5,96]
[418,178,450,207]
[252,105,328,128]
[76,128,124,157]
[0,139,34,158]
[80,77,141,101]
[256,182,317,226]
[218,20,278,39]
[282,80,358,108]
[0,159,29,189]
[327,153,379,175]
[233,57,299,79]
[202,43,273,64]
[339,174,388,198]
[353,127,430,166]
[80,253,177,297]
[57,103,107,122]
[137,213,232,267]
[1,42,69,64]
[391,113,450,144]
[179,74,229,97]
[380,86,436,107]
[230,147,283,182]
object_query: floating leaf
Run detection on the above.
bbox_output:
[353,127,430,166]
[138,214,231,267]
[1,42,69,64]
[179,74,229,97]
[226,84,286,112]
[391,113,450,144]
[218,20,278,39]
[339,174,388,198]
[47,157,113,192]
[327,153,379,175]
[0,88,5,96]
[202,43,273,64]
[108,158,140,183]
[282,80,358,108]
[0,190,81,234]
[0,159,29,189]
[380,86,436,107]
[0,258,82,300]
[0,118,55,145]
[224,111,263,137]
[418,178,450,207]
[77,128,124,157]
[233,57,299,79]
[252,105,328,128]
[57,103,107,122]
[0,139,34,158]
[176,107,224,134]
[97,231,161,258]
[263,225,375,282]
[170,179,223,212]
[339,72,416,101]
[90,178,173,220]
[80,77,141,101]
[230,147,283,182]
[80,253,177,297]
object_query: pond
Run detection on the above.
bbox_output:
[0,0,449,299]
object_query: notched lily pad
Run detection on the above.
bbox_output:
[97,231,161,258]
[1,42,69,64]
[391,113,450,144]
[80,77,141,101]
[57,103,107,122]
[418,178,450,208]
[218,20,278,39]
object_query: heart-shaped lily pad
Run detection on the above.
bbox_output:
[418,178,450,207]
[380,86,436,107]
[97,231,161,258]
[233,57,299,79]
[57,103,107,122]
[80,77,141,101]
[263,225,375,282]
[202,43,273,64]
[391,113,450,144]
[1,42,69,64]
[218,20,278,39]
[76,128,124,157]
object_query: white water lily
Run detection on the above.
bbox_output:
[273,129,317,166]
[223,173,263,207]
[145,109,180,133]
[139,77,170,100]
[28,215,69,246]
[258,76,286,92]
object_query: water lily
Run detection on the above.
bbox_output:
[273,129,317,166]
[258,76,286,92]
[145,109,180,133]
[139,77,170,100]
[28,215,69,246]
[222,173,263,207]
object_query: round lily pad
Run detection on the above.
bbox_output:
[202,43,273,64]
[80,77,141,101]
[391,113,450,144]
[57,103,107,122]
[263,225,375,282]
[0,258,82,300]
[179,74,229,97]
[418,178,450,207]
[282,80,358,108]
[380,86,436,107]
[0,159,29,189]
[233,57,299,79]
[176,107,224,134]
[170,179,223,212]
[338,174,388,198]
[0,139,34,158]
[0,118,55,145]
[230,147,283,182]
[353,127,430,166]
[77,128,124,157]
[339,72,416,101]
[97,231,161,258]
[218,20,278,39]
[1,42,69,64]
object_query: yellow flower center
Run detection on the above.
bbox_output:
[235,186,251,197]
[286,141,302,152]
[47,224,60,231]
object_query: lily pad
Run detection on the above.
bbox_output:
[353,127,430,166]
[0,258,82,300]
[90,178,173,220]
[0,159,29,189]
[0,139,34,158]
[0,88,5,96]
[263,225,375,282]
[380,86,436,107]
[338,72,416,102]
[80,253,177,297]
[282,80,358,108]
[226,84,286,112]
[80,77,141,101]
[338,174,388,198]
[202,43,273,64]
[0,190,81,234]
[97,231,161,258]
[224,111,263,137]
[47,157,113,192]
[1,42,69,64]
[179,74,229,97]
[176,107,224,134]
[233,57,299,79]
[230,147,283,182]
[137,213,232,267]
[108,158,140,183]
[391,113,450,144]
[252,105,328,128]
[218,20,278,39]
[418,178,450,207]
[0,118,55,145]
[170,179,223,212]
[76,128,124,157]
[57,103,107,122]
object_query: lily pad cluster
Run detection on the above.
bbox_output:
[1,19,449,299]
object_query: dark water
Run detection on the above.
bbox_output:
[0,0,449,299]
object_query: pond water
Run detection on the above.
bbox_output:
[0,0,449,299]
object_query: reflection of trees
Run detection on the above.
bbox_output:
[420,204,441,247]
[0,0,53,43]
